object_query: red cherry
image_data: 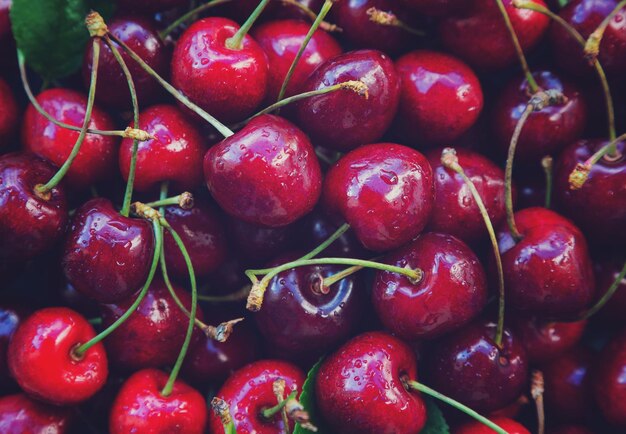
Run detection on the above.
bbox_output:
[21,88,119,189]
[592,253,626,324]
[594,330,626,428]
[0,393,72,434]
[453,416,530,434]
[316,331,426,434]
[395,50,484,147]
[8,307,108,405]
[204,114,322,227]
[0,77,18,150]
[322,142,434,251]
[171,17,269,123]
[109,368,207,434]
[0,302,30,388]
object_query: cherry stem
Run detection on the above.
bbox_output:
[197,285,251,302]
[225,0,272,50]
[262,390,297,419]
[531,370,545,434]
[280,0,341,32]
[579,260,626,320]
[541,155,553,209]
[404,380,507,434]
[145,192,194,210]
[159,0,233,39]
[584,0,626,63]
[441,148,506,348]
[568,132,626,190]
[323,265,364,287]
[366,7,424,36]
[276,0,334,103]
[211,397,237,434]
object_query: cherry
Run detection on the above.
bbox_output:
[400,0,467,16]
[426,147,508,245]
[62,198,154,304]
[316,331,426,434]
[438,0,550,70]
[82,16,169,109]
[0,0,10,40]
[492,71,588,162]
[372,232,487,340]
[8,307,108,405]
[0,153,68,263]
[496,207,595,317]
[294,49,400,151]
[119,104,206,193]
[424,319,528,412]
[228,217,297,263]
[109,368,207,434]
[592,253,626,324]
[21,88,119,190]
[453,416,530,434]
[594,329,626,428]
[322,142,434,252]
[0,77,18,150]
[208,359,305,433]
[204,114,322,227]
[394,50,484,147]
[171,17,269,123]
[58,280,100,319]
[0,393,72,434]
[252,18,342,101]
[0,302,30,388]
[514,163,546,209]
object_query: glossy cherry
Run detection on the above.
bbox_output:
[208,359,305,434]
[394,50,483,147]
[0,393,72,434]
[594,329,626,428]
[322,142,434,252]
[8,307,108,405]
[294,49,400,151]
[62,198,154,304]
[21,88,119,189]
[204,114,322,227]
[592,253,626,324]
[316,331,426,434]
[0,77,18,150]
[109,368,207,434]
[453,416,530,434]
[0,302,30,388]
[228,217,297,263]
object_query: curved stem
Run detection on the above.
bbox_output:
[366,7,424,36]
[323,265,363,287]
[541,155,553,209]
[580,260,626,320]
[584,0,626,62]
[262,390,297,419]
[225,0,271,50]
[568,132,626,190]
[279,0,341,32]
[159,0,233,39]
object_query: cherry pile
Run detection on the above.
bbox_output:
[0,0,625,433]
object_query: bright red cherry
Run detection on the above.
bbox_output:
[322,142,434,251]
[0,302,30,388]
[21,88,119,189]
[62,198,154,304]
[294,49,400,151]
[208,359,305,434]
[592,253,626,324]
[171,17,269,123]
[8,307,108,405]
[594,330,626,428]
[316,331,426,434]
[109,368,207,434]
[453,416,530,434]
[395,50,483,147]
[204,114,322,227]
[400,0,467,16]
[0,77,18,150]
[0,393,72,434]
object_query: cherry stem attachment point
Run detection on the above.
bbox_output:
[211,397,237,434]
[159,0,233,39]
[145,192,194,210]
[541,155,553,209]
[584,0,626,63]
[225,0,272,50]
[366,7,424,36]
[531,370,545,434]
[568,132,626,190]
[578,260,626,321]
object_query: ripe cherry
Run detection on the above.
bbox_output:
[453,416,530,434]
[0,393,72,434]
[0,77,18,150]
[594,329,626,428]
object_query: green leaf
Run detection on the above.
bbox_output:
[10,0,114,80]
[293,358,331,434]
[420,396,450,434]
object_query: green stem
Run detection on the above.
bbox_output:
[323,265,364,287]
[145,192,194,209]
[197,285,251,302]
[541,155,553,209]
[586,132,626,166]
[580,260,626,320]
[261,390,297,419]
[159,0,233,39]
[211,398,237,434]
[225,0,272,50]
[279,0,340,32]
[584,0,626,61]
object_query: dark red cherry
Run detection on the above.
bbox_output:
[252,19,342,101]
[228,217,297,263]
[204,114,322,227]
[82,16,169,109]
[594,329,626,428]
[171,17,269,123]
[62,198,154,304]
[21,88,119,189]
[592,253,626,324]
[116,0,187,13]
[373,232,487,340]
[395,50,483,147]
[492,71,588,162]
[208,359,305,434]
[426,147,508,245]
[0,302,30,388]
[299,208,370,258]
[109,368,207,434]
[322,142,434,251]
[554,139,626,247]
[0,0,11,40]
[119,104,206,193]
[0,153,68,263]
[425,319,528,412]
[316,331,427,434]
[496,208,595,317]
[0,77,18,150]
[8,307,108,405]
[400,0,467,16]
[514,163,546,209]
[58,280,100,319]
[294,49,400,151]
[438,0,550,70]
[454,416,530,434]
[0,393,72,434]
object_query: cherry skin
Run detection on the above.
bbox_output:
[21,88,119,189]
[316,331,426,434]
[372,232,487,340]
[0,302,30,388]
[496,207,595,318]
[7,307,108,405]
[208,359,305,434]
[252,19,342,101]
[400,0,467,16]
[425,319,528,412]
[119,104,206,193]
[594,330,626,428]
[82,16,169,109]
[0,393,72,434]
[394,50,484,147]
[62,198,155,304]
[228,217,298,263]
[294,49,400,152]
[0,77,18,150]
[492,71,588,162]
[453,416,530,434]
[438,0,550,70]
[0,0,10,40]
[109,368,207,434]
[426,147,508,245]
[592,253,626,324]
[171,17,269,123]
[204,114,322,227]
[0,153,68,263]
[322,142,434,252]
